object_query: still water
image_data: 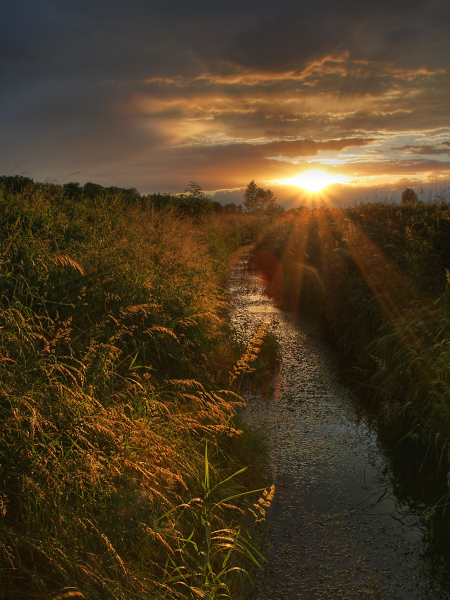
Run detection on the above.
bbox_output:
[228,251,450,600]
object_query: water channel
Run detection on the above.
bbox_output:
[228,251,450,600]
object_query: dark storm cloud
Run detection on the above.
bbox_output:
[4,0,448,86]
[2,0,261,82]
[227,0,450,72]
[1,0,450,197]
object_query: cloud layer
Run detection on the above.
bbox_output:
[2,0,450,204]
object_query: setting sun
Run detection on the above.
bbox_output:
[277,170,348,192]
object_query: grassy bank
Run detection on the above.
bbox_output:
[253,200,450,448]
[0,179,271,599]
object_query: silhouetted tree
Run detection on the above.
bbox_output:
[0,175,34,194]
[184,181,205,199]
[63,182,83,200]
[401,187,420,204]
[243,180,278,213]
[83,182,104,199]
[243,180,259,213]
[258,188,277,212]
[107,186,141,204]
[170,182,213,218]
[224,203,238,213]
[149,193,176,210]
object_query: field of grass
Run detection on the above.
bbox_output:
[5,175,449,596]
[253,199,450,448]
[0,179,272,599]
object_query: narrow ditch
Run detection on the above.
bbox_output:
[229,251,450,600]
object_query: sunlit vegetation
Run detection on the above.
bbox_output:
[6,172,449,596]
[242,180,280,214]
[0,176,273,599]
[253,196,450,447]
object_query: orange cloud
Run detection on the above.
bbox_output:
[141,57,439,88]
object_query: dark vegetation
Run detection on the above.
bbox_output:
[253,196,450,451]
[0,176,274,599]
[0,176,281,219]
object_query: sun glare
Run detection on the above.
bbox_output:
[278,170,348,192]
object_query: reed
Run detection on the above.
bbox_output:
[254,200,450,448]
[0,179,271,599]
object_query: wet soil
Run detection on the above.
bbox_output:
[228,252,450,600]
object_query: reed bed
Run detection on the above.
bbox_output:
[253,200,450,448]
[0,181,271,599]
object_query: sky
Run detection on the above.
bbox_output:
[2,0,450,208]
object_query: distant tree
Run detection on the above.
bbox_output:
[243,180,259,213]
[224,202,238,214]
[63,182,83,200]
[184,181,205,199]
[243,180,278,213]
[401,187,420,204]
[148,193,175,211]
[171,182,213,218]
[107,186,141,204]
[258,187,277,212]
[83,182,104,199]
[0,175,34,194]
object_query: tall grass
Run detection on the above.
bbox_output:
[0,181,272,599]
[253,200,450,448]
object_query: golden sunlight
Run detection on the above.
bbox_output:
[278,170,348,192]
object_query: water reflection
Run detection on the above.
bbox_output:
[229,252,450,600]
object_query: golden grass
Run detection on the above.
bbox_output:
[0,183,271,599]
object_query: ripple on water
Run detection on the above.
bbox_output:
[228,253,450,600]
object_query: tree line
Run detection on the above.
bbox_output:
[0,176,282,218]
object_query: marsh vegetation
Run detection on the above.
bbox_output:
[230,251,450,599]
[2,174,450,599]
[0,177,272,599]
[253,199,450,449]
